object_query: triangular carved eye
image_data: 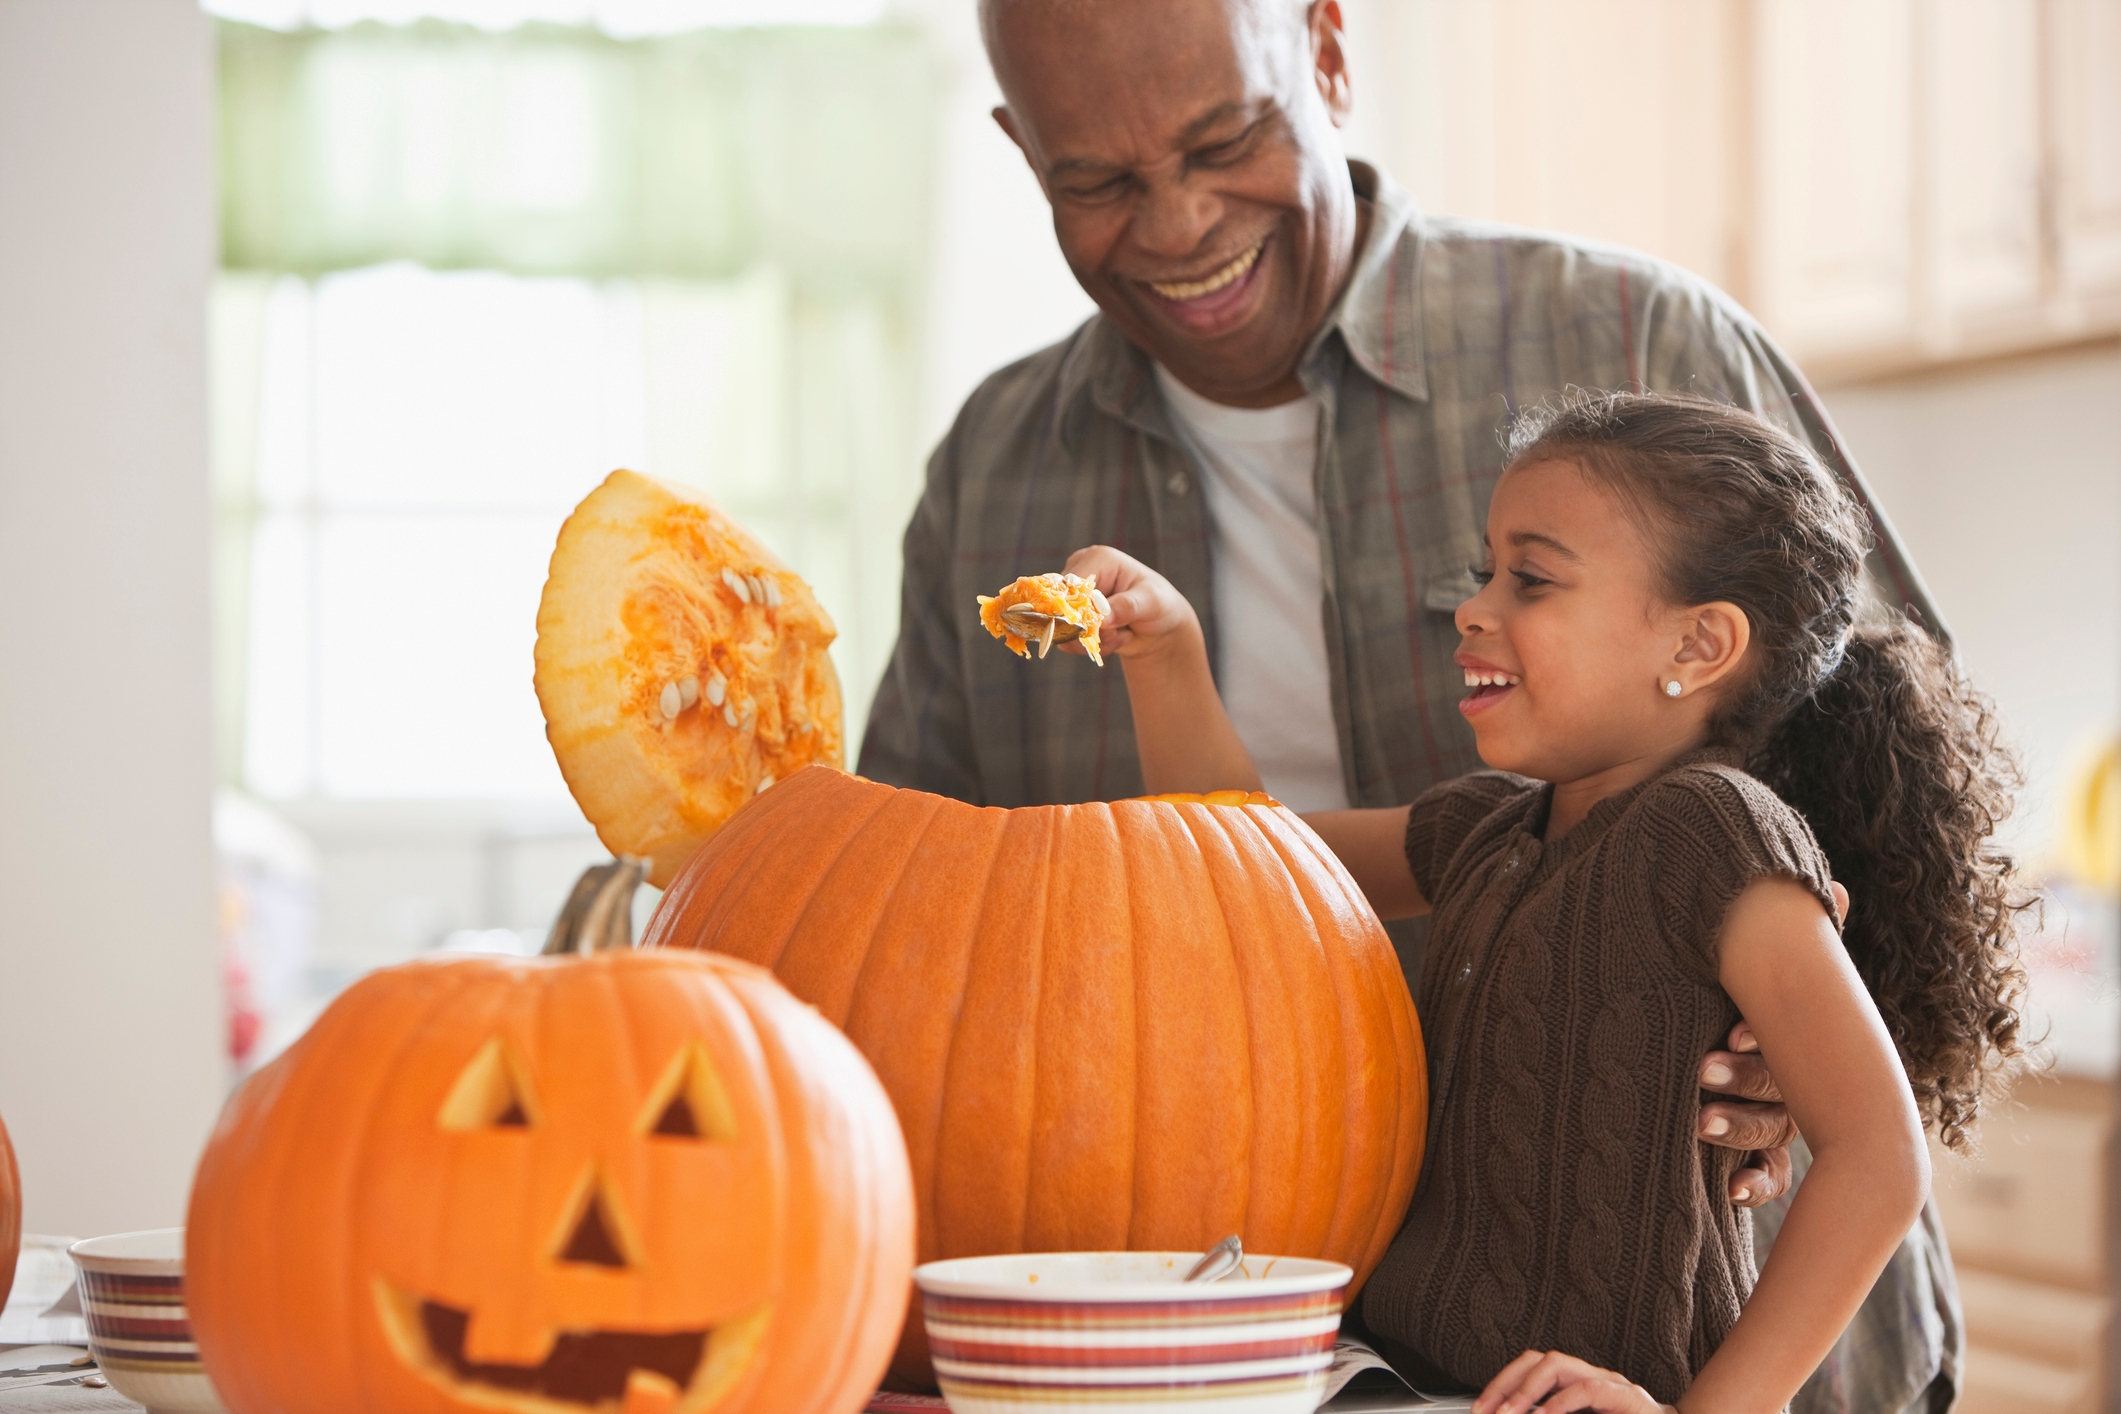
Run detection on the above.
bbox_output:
[437,1039,540,1132]
[635,1043,738,1142]
[651,1092,700,1137]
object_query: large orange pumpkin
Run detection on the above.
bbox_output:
[0,1107,18,1315]
[642,766,1427,1384]
[187,934,913,1414]
[535,470,844,887]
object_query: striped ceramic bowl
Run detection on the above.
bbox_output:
[915,1251,1350,1414]
[69,1228,228,1414]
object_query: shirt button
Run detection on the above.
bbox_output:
[1501,855,1519,873]
[1456,961,1473,988]
[1166,470,1190,496]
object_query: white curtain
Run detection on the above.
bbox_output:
[212,18,938,797]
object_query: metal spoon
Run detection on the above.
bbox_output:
[1183,1234,1243,1283]
[999,603,1084,659]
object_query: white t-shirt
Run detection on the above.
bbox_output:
[1153,363,1349,812]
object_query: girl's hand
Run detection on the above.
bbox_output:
[1474,1350,1672,1414]
[1060,545,1198,659]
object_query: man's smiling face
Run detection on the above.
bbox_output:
[985,0,1363,408]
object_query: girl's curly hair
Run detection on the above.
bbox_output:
[1506,391,2031,1150]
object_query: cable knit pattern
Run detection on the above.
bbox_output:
[1362,749,1836,1405]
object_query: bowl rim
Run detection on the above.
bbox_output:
[913,1250,1351,1302]
[69,1227,185,1274]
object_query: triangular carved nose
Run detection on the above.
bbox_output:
[559,1192,628,1269]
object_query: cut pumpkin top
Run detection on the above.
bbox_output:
[977,573,1107,666]
[534,469,844,888]
[1138,789,1284,808]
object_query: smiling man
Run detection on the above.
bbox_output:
[858,3,1956,1410]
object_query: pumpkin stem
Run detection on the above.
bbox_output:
[543,856,652,955]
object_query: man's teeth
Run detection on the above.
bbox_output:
[1149,243,1263,301]
[1463,669,1521,688]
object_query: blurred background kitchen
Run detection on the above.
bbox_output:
[0,0,2116,1407]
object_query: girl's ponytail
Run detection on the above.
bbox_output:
[1506,391,2030,1150]
[1751,620,2030,1150]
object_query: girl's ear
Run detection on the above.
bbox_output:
[1671,601,1752,694]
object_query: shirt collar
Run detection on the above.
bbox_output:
[1053,159,1430,452]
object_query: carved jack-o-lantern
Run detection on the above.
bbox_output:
[186,877,913,1414]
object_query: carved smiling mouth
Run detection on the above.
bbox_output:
[421,1300,703,1405]
[375,1279,770,1414]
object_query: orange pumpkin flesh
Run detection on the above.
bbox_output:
[976,572,1106,664]
[0,1108,18,1316]
[643,766,1427,1385]
[187,949,913,1414]
[535,470,844,888]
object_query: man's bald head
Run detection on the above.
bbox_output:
[976,0,1363,408]
[979,0,1309,89]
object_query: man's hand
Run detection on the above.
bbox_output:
[1699,1021,1795,1207]
[1696,880,1848,1208]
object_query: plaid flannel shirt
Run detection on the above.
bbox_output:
[859,161,1957,1412]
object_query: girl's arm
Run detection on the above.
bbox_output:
[1477,878,1925,1414]
[1682,878,1929,1412]
[1061,545,1260,795]
[1063,545,1432,919]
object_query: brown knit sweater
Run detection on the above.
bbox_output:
[1361,748,1837,1404]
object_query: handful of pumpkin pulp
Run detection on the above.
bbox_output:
[977,572,1108,665]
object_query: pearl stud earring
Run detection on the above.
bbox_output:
[1664,681,1683,697]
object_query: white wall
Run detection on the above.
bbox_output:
[893,0,1095,457]
[0,0,224,1236]
[1825,347,2121,864]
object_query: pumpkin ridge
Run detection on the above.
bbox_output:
[843,793,1006,1268]
[777,785,949,1028]
[1015,806,1058,1255]
[1254,811,1422,1286]
[1271,812,1361,1263]
[1179,802,1286,1254]
[1116,800,1250,1252]
[927,801,1054,1270]
[1252,806,1344,1259]
[1260,817,1376,1273]
[667,766,835,960]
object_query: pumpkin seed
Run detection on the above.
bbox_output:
[722,568,751,604]
[723,703,739,728]
[658,681,682,719]
[705,670,727,706]
[677,675,700,709]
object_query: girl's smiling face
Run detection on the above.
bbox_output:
[1455,457,1737,786]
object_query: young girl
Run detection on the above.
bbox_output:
[1064,392,2024,1414]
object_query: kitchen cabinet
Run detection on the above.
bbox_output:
[1937,1074,2116,1414]
[1342,0,2121,385]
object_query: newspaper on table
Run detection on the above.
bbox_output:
[0,1240,85,1350]
[859,1339,1476,1414]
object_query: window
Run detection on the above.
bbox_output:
[209,11,937,1063]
